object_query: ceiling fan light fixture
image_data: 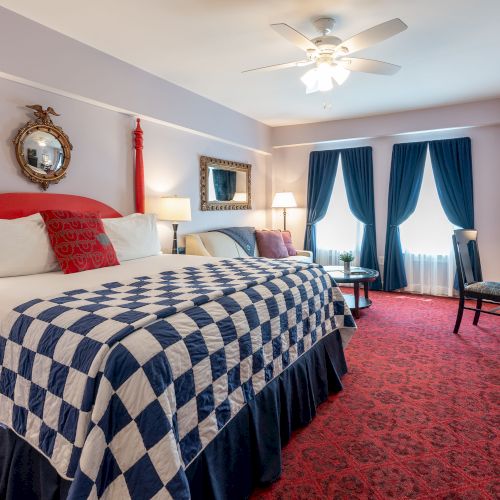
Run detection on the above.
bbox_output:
[244,17,407,94]
[300,67,318,88]
[305,80,320,95]
[329,64,350,86]
[318,73,334,92]
[301,62,343,94]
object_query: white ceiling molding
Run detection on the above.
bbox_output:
[271,98,500,148]
[0,71,271,156]
[0,6,271,154]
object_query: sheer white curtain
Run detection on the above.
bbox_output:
[399,151,456,296]
[316,158,364,266]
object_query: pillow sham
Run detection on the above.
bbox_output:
[103,213,162,262]
[41,210,119,274]
[281,230,298,256]
[255,230,289,259]
[0,213,59,277]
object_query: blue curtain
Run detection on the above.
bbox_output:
[304,150,340,260]
[429,137,474,285]
[429,138,474,229]
[383,142,428,291]
[341,147,382,289]
[213,169,237,201]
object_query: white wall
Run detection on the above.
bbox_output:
[0,8,273,254]
[142,120,271,250]
[0,77,271,251]
[271,124,500,280]
[0,78,135,214]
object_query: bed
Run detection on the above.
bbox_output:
[0,193,356,500]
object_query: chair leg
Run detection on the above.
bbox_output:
[473,299,482,326]
[453,297,465,334]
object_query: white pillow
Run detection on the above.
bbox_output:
[103,213,161,262]
[0,213,59,277]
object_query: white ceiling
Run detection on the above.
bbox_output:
[2,0,500,126]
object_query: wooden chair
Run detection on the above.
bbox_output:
[452,229,500,333]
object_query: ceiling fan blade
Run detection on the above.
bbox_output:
[339,18,407,55]
[243,60,313,73]
[339,57,401,75]
[271,23,317,51]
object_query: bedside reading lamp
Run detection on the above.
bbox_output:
[159,196,192,254]
[272,192,297,231]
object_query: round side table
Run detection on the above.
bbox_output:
[323,266,380,319]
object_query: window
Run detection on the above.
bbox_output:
[399,150,455,296]
[400,151,454,256]
[316,158,363,265]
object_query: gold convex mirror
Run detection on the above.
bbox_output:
[13,105,73,190]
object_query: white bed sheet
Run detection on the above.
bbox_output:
[0,254,219,320]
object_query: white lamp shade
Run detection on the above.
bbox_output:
[272,192,297,208]
[159,196,192,222]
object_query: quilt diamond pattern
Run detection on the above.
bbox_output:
[0,258,355,499]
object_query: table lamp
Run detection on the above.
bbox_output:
[159,196,192,254]
[272,192,297,231]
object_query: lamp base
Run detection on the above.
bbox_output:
[171,223,179,254]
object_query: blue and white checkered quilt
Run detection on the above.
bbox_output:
[0,258,355,499]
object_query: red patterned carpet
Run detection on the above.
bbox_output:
[254,290,499,500]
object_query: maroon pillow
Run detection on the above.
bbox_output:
[41,210,119,274]
[281,230,297,256]
[255,230,289,259]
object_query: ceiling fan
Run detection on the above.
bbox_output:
[243,17,408,94]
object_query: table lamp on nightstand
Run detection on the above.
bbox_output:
[272,192,297,231]
[159,196,192,254]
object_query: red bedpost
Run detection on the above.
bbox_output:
[133,118,145,214]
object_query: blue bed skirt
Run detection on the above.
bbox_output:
[0,330,347,500]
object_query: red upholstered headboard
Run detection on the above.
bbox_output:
[0,193,122,219]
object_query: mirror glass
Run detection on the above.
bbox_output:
[207,165,248,202]
[23,130,64,175]
[200,155,251,211]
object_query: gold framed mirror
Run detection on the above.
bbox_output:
[13,105,73,190]
[200,156,252,211]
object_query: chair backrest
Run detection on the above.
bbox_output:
[452,229,482,290]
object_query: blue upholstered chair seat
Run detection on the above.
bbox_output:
[465,281,500,302]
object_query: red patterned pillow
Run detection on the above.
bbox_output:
[255,230,289,259]
[40,210,119,274]
[281,230,298,256]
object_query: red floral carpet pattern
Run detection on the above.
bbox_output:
[253,290,499,500]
